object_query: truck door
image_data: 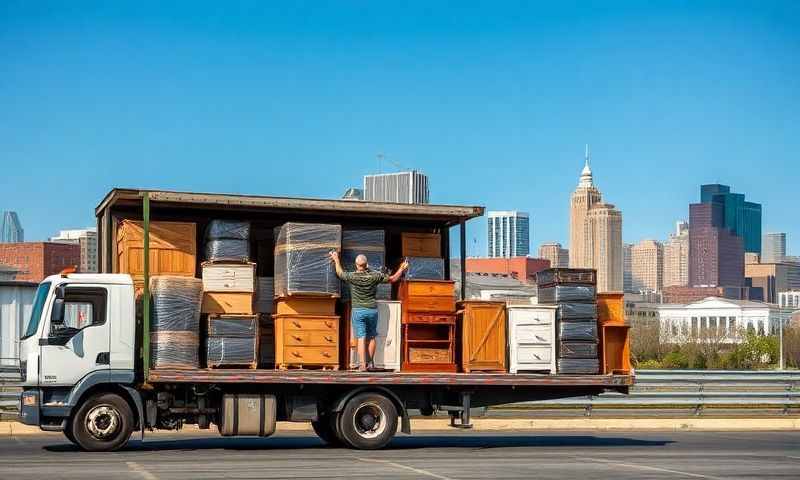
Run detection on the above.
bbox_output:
[39,285,111,386]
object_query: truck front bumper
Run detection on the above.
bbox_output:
[18,389,40,426]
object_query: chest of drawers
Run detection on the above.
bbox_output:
[399,280,457,372]
[273,314,340,370]
[507,305,557,374]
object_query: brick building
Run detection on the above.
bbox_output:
[0,242,81,282]
[465,256,550,284]
[689,202,744,288]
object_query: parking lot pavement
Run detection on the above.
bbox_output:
[0,429,798,479]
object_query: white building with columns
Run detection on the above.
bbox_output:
[655,297,788,344]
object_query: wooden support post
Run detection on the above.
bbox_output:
[142,192,151,379]
[460,219,466,301]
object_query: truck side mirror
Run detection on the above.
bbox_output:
[51,298,65,326]
[55,284,66,299]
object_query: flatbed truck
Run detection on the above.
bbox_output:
[17,188,633,451]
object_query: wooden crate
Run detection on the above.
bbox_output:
[276,296,337,316]
[597,292,625,325]
[273,314,340,369]
[457,301,507,373]
[202,292,254,315]
[117,220,197,289]
[400,232,441,257]
[600,324,631,374]
[202,262,256,293]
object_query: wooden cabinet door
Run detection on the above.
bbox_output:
[459,301,506,372]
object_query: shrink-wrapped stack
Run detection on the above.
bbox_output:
[405,257,445,281]
[274,223,341,297]
[150,276,203,369]
[535,268,599,374]
[206,315,259,368]
[204,220,251,262]
[341,229,391,300]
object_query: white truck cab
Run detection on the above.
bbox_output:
[18,273,140,449]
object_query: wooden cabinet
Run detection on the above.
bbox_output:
[117,220,196,291]
[597,292,625,325]
[507,305,557,374]
[401,232,441,257]
[202,292,253,315]
[273,314,340,370]
[343,300,401,371]
[399,280,457,372]
[457,301,507,373]
[600,325,631,375]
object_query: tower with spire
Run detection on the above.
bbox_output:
[568,145,623,292]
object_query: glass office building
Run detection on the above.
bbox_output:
[699,184,762,254]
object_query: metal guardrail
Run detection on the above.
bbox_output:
[520,369,800,415]
[1,369,799,416]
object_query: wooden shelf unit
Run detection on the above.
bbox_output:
[399,280,457,373]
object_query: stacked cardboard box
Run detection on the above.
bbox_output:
[536,268,599,374]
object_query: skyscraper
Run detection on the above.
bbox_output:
[569,146,623,292]
[487,211,530,258]
[538,242,569,268]
[0,211,23,243]
[688,202,744,287]
[630,239,664,292]
[762,233,786,264]
[623,243,633,292]
[363,171,429,204]
[699,184,762,254]
[664,226,689,287]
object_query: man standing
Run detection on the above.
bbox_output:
[330,251,408,371]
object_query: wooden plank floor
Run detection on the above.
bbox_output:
[147,368,634,387]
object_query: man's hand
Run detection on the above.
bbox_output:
[399,260,410,272]
[329,250,339,263]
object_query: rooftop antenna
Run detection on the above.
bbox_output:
[585,144,590,168]
[377,152,385,173]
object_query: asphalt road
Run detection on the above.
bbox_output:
[1,430,798,479]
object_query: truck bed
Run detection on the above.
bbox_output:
[147,369,633,387]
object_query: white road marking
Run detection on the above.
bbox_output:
[356,457,454,480]
[787,455,800,460]
[126,461,159,480]
[577,456,729,480]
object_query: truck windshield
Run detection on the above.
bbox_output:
[21,281,51,340]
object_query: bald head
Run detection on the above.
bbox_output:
[355,254,368,270]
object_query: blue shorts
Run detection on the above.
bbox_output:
[352,307,378,339]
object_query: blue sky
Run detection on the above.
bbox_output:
[2,1,799,256]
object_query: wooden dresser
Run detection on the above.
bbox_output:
[343,300,402,371]
[457,301,507,373]
[273,314,339,370]
[399,280,457,372]
[507,305,557,374]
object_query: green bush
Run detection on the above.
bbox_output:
[661,350,690,369]
[635,359,663,369]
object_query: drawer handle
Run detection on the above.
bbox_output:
[292,335,303,341]
[324,335,333,343]
[386,338,392,346]
[322,351,331,358]
[532,354,541,359]
[325,321,334,328]
[291,351,302,357]
[535,335,546,341]
[292,321,302,328]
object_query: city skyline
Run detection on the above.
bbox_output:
[2,3,799,256]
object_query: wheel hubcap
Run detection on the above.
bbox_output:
[86,405,121,440]
[353,403,385,439]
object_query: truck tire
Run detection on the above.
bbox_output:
[311,414,341,446]
[70,392,134,452]
[63,420,77,445]
[337,392,398,450]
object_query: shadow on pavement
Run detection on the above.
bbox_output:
[43,434,672,453]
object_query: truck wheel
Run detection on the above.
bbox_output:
[311,414,341,446]
[70,393,134,452]
[63,421,77,445]
[338,393,398,450]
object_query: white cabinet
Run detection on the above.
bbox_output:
[202,262,256,292]
[348,300,401,371]
[508,305,557,374]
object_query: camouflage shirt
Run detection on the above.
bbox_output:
[338,269,390,309]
